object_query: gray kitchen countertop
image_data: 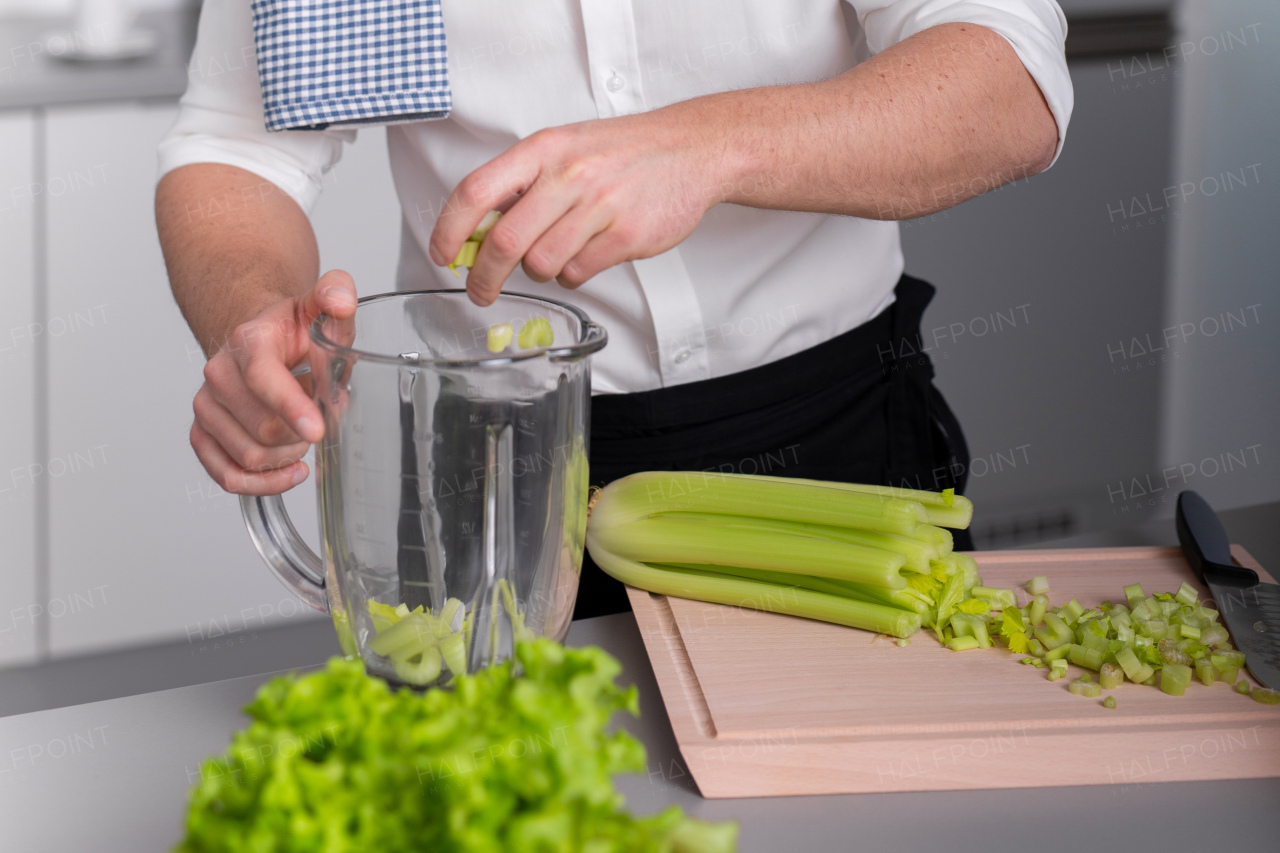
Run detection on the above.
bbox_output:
[0,8,197,111]
[3,605,1280,853]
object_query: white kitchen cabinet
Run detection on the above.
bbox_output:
[0,110,39,666]
[43,103,400,656]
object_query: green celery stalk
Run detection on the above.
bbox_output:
[946,635,980,651]
[589,547,921,638]
[653,511,939,573]
[731,476,975,529]
[595,472,929,536]
[593,515,907,589]
[665,563,928,614]
[1099,662,1124,689]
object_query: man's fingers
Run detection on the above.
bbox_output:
[237,351,324,443]
[297,269,358,324]
[191,419,309,497]
[521,205,610,284]
[558,225,638,288]
[203,355,311,446]
[429,144,545,267]
[193,387,311,473]
[466,186,576,304]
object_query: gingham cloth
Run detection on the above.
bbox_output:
[250,0,451,132]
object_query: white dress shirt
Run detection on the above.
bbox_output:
[158,0,1072,395]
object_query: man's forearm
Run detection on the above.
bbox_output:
[688,23,1059,219]
[156,163,321,356]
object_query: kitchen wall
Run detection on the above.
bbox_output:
[1158,0,1279,512]
[903,0,1277,546]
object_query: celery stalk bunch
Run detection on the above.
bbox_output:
[586,472,977,639]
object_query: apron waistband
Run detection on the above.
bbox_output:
[591,274,934,434]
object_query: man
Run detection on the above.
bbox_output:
[156,0,1071,618]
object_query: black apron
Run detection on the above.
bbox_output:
[574,273,973,620]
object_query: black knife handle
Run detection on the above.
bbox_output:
[1176,491,1259,587]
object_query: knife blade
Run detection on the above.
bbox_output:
[1176,490,1280,690]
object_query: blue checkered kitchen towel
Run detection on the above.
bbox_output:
[251,0,451,132]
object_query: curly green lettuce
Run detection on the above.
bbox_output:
[175,639,735,853]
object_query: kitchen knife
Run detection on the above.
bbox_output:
[1176,490,1280,689]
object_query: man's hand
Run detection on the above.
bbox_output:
[190,271,356,496]
[429,111,733,307]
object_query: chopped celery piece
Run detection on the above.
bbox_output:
[1047,669,1065,682]
[895,638,910,647]
[1236,680,1251,695]
[973,587,1017,608]
[486,322,514,353]
[1195,658,1215,687]
[438,630,468,676]
[1069,677,1102,698]
[448,239,480,273]
[1077,608,1103,625]
[1158,638,1193,667]
[1026,576,1050,595]
[1044,643,1073,662]
[1103,696,1117,709]
[1123,583,1146,609]
[1180,624,1201,640]
[517,317,555,349]
[1099,662,1124,689]
[1028,638,1045,656]
[1137,619,1168,640]
[951,614,992,649]
[1080,629,1109,653]
[1252,687,1280,705]
[1212,651,1246,685]
[1159,663,1192,697]
[368,612,434,658]
[1031,659,1048,668]
[1201,625,1229,648]
[1034,612,1073,650]
[1208,648,1239,666]
[946,635,980,651]
[1116,648,1157,681]
[1143,673,1158,686]
[956,598,992,615]
[1099,601,1113,612]
[393,645,442,686]
[1029,594,1048,628]
[471,209,502,241]
[1019,657,1037,665]
[1061,599,1085,624]
[1068,644,1104,671]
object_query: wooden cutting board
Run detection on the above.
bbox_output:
[626,546,1280,797]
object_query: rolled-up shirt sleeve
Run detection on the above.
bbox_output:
[156,0,353,213]
[847,0,1073,168]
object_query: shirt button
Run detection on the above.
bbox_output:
[606,73,625,93]
[673,348,692,365]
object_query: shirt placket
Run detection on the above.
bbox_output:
[578,0,710,387]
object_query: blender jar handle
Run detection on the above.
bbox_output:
[239,364,328,613]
